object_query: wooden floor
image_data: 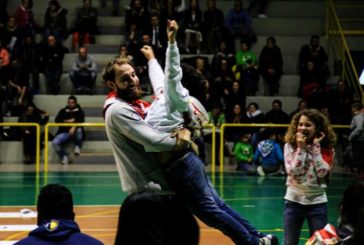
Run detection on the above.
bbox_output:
[0,206,235,245]
[0,168,357,245]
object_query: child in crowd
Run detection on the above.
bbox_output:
[283,109,336,245]
[254,128,284,177]
[234,132,255,174]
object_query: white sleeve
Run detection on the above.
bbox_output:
[148,58,165,97]
[165,42,189,113]
[110,104,176,152]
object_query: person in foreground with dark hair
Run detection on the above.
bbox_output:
[15,183,103,245]
[115,190,199,245]
[306,181,364,245]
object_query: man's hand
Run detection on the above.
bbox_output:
[140,45,155,61]
[68,126,76,136]
[167,20,178,44]
[171,128,191,150]
[190,141,199,155]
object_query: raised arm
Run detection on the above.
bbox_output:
[140,45,165,97]
[164,20,189,113]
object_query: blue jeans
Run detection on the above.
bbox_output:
[52,128,83,158]
[164,152,263,245]
[284,200,327,245]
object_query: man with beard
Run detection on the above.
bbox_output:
[103,20,278,245]
[102,23,191,195]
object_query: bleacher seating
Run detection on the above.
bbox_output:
[2,0,340,165]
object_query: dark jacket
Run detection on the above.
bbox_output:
[39,43,64,68]
[44,8,68,38]
[14,219,103,245]
[55,104,85,135]
[259,45,283,78]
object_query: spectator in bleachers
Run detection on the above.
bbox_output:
[328,79,353,125]
[179,62,206,107]
[2,16,22,54]
[202,0,225,54]
[14,0,38,37]
[43,0,68,45]
[125,21,143,57]
[348,102,364,179]
[225,103,245,142]
[0,39,10,85]
[227,104,245,124]
[14,183,103,245]
[259,36,283,96]
[242,102,265,149]
[6,57,33,116]
[18,103,49,164]
[211,40,235,70]
[69,46,97,94]
[205,102,226,165]
[254,128,284,177]
[16,35,41,94]
[72,0,98,51]
[298,60,325,98]
[298,60,330,110]
[195,57,214,110]
[125,0,150,36]
[298,35,329,88]
[39,35,64,95]
[145,14,166,63]
[225,0,256,45]
[234,132,255,174]
[224,81,246,120]
[265,99,290,125]
[264,99,290,143]
[130,33,155,94]
[212,57,235,104]
[247,0,268,18]
[0,39,10,115]
[0,0,8,29]
[208,102,226,129]
[147,13,166,51]
[159,0,185,27]
[233,39,259,96]
[195,56,213,85]
[52,95,85,165]
[182,0,203,54]
[117,44,134,63]
[289,99,308,119]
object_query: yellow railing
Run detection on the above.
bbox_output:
[220,123,289,172]
[0,122,41,203]
[326,0,363,102]
[219,123,351,172]
[44,122,217,183]
[43,122,105,184]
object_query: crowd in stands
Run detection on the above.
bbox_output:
[0,0,361,173]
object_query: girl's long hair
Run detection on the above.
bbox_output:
[284,109,336,149]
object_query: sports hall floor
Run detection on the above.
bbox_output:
[0,163,356,245]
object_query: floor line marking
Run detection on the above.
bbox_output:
[0,225,37,231]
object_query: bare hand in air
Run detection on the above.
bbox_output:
[140,45,155,61]
[167,20,178,43]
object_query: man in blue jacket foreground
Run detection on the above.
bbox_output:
[15,184,103,245]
